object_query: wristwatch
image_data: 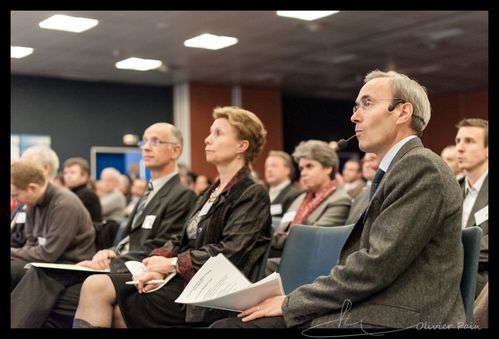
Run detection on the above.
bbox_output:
[170,257,178,271]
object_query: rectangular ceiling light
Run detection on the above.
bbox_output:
[276,11,339,21]
[184,33,238,50]
[39,14,99,33]
[11,46,34,59]
[115,57,163,71]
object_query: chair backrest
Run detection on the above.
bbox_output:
[279,224,354,294]
[461,226,482,324]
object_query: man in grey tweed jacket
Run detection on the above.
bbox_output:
[212,69,466,329]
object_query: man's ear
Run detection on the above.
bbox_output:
[396,102,413,125]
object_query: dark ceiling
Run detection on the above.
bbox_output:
[11,10,488,100]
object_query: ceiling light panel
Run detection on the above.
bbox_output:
[276,11,339,21]
[115,57,163,71]
[184,33,238,50]
[11,46,34,59]
[39,14,99,33]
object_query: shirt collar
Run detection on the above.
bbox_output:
[379,135,417,172]
[269,179,291,195]
[150,171,178,193]
[465,169,488,195]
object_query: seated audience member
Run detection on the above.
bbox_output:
[345,153,380,225]
[11,123,197,328]
[178,162,195,189]
[123,178,148,217]
[99,167,127,220]
[11,145,60,248]
[72,106,271,328]
[193,174,212,196]
[118,174,132,204]
[211,69,465,329]
[455,118,488,297]
[10,160,96,291]
[53,172,66,188]
[340,159,365,199]
[63,157,103,222]
[441,144,464,180]
[264,150,302,218]
[266,140,351,274]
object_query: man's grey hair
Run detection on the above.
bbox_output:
[365,70,431,137]
[21,145,60,179]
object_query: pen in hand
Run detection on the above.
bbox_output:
[126,279,165,285]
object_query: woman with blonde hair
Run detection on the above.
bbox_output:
[73,106,271,327]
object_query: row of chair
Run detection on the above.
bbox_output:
[264,223,481,325]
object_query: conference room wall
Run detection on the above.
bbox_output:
[11,75,173,169]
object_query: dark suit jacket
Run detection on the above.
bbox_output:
[283,137,466,328]
[270,183,302,217]
[459,174,488,265]
[459,174,488,293]
[110,174,196,271]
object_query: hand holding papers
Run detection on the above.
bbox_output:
[125,260,176,293]
[175,253,284,312]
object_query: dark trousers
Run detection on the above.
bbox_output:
[11,267,92,328]
[11,259,29,292]
[210,316,288,328]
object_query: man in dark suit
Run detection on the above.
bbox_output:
[11,122,196,328]
[212,69,465,328]
[264,150,302,218]
[345,153,379,225]
[455,118,488,296]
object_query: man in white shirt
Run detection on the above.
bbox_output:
[341,159,365,198]
[455,118,488,296]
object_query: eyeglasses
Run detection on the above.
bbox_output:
[353,98,406,114]
[138,138,177,148]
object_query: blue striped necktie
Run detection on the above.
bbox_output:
[369,169,385,201]
[132,181,153,224]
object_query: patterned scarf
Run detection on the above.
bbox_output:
[291,179,338,225]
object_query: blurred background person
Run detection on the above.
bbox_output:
[345,153,380,225]
[441,144,464,180]
[193,174,212,196]
[264,150,302,218]
[340,158,365,199]
[63,157,103,223]
[99,167,126,221]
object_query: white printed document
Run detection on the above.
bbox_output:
[24,262,110,273]
[125,260,176,293]
[175,253,284,312]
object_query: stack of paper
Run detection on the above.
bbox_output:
[175,253,284,312]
